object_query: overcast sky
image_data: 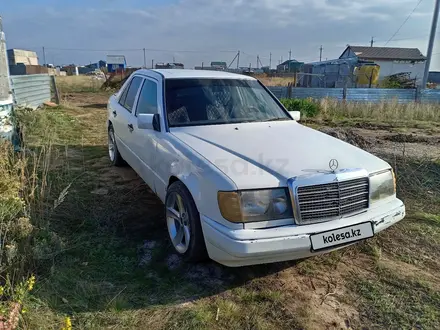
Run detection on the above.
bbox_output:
[2,0,439,70]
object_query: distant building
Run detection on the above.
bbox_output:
[86,60,106,70]
[276,59,303,73]
[194,66,224,71]
[299,57,379,88]
[78,66,96,75]
[9,63,50,75]
[340,46,426,84]
[210,61,227,70]
[155,62,184,69]
[106,55,126,72]
[300,58,358,88]
[61,65,79,76]
[428,71,440,84]
[7,49,38,66]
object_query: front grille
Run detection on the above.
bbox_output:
[296,177,369,224]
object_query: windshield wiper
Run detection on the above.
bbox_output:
[265,118,290,122]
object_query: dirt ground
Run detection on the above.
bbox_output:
[22,91,440,330]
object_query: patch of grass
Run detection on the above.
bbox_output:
[280,98,320,117]
[373,212,440,273]
[166,287,302,330]
[351,266,440,329]
[317,98,440,123]
[258,76,295,87]
[296,259,319,276]
[358,240,382,262]
[56,76,103,94]
[13,91,440,329]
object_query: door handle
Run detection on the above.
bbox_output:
[112,110,117,117]
[128,123,134,132]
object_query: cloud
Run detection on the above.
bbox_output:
[2,0,438,70]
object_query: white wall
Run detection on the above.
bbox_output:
[0,28,11,102]
[374,60,426,84]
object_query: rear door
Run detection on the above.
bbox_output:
[111,76,143,164]
[131,77,160,192]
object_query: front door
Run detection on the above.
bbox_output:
[130,77,161,192]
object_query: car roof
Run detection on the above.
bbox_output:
[136,69,256,80]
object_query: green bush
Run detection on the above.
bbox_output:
[280,98,320,118]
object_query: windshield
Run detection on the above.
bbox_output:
[165,78,291,127]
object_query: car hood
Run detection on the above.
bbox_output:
[170,121,390,189]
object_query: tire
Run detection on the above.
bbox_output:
[165,181,208,262]
[108,126,126,166]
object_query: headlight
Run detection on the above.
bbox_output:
[218,189,293,223]
[370,169,396,203]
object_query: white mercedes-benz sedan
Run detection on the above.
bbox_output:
[107,69,405,267]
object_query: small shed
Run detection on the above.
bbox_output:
[106,55,126,73]
[277,60,304,73]
[299,58,360,88]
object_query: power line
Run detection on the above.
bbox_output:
[42,47,237,53]
[44,47,143,52]
[385,0,424,46]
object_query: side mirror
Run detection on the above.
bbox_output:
[289,111,301,121]
[137,113,161,131]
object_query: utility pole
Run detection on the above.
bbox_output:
[319,45,323,62]
[289,49,292,61]
[151,59,154,69]
[173,56,175,63]
[237,50,240,69]
[43,46,46,66]
[256,55,259,69]
[143,48,146,68]
[370,37,375,47]
[202,62,204,69]
[228,51,241,69]
[269,53,272,69]
[421,0,440,88]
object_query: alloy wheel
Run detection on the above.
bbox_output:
[166,191,191,254]
[108,130,115,162]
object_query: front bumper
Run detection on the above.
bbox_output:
[201,198,405,267]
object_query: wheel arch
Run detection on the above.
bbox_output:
[166,174,202,211]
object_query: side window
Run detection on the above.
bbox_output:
[120,76,142,112]
[118,83,129,105]
[136,79,158,115]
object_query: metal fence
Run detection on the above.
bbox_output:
[346,88,417,103]
[10,74,51,109]
[267,86,288,99]
[420,89,440,103]
[267,86,440,103]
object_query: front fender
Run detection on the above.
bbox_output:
[158,135,241,230]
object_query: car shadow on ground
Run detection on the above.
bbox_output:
[80,103,108,109]
[34,144,301,315]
